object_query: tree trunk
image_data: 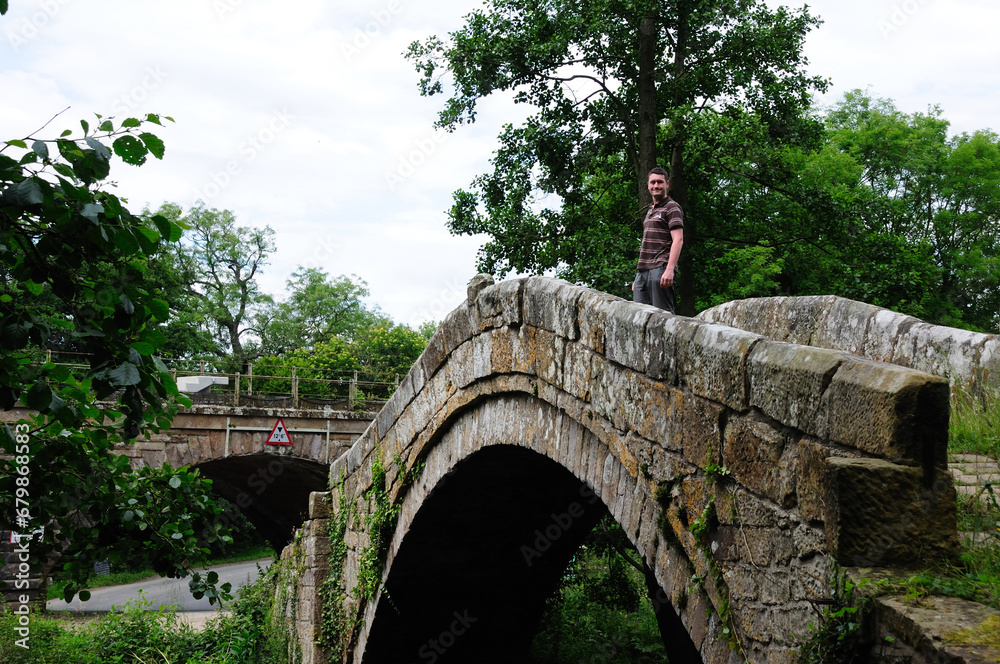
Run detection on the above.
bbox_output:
[670,5,697,316]
[636,15,658,214]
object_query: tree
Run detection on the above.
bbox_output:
[407,0,827,313]
[153,203,276,367]
[0,112,232,603]
[261,267,373,353]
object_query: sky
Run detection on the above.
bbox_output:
[1,0,998,329]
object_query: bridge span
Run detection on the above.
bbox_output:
[278,275,959,664]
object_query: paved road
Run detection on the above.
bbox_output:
[46,558,273,613]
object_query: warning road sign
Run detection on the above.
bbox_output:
[266,418,292,445]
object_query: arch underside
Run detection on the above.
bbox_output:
[358,394,703,664]
[196,453,329,550]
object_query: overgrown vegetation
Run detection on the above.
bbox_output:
[531,515,667,663]
[1,565,293,663]
[799,390,1000,661]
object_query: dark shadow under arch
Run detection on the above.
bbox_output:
[362,444,700,663]
[195,453,328,550]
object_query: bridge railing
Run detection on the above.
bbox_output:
[18,350,396,412]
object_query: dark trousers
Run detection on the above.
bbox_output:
[633,266,676,313]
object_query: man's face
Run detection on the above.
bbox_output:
[648,173,668,201]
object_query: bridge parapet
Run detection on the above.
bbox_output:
[292,276,958,664]
[698,295,1000,398]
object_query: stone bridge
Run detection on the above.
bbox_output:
[280,276,959,664]
[0,403,372,549]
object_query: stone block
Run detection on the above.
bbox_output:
[475,277,524,330]
[682,395,723,466]
[823,458,959,567]
[644,313,699,383]
[577,289,625,354]
[723,412,798,509]
[562,341,594,401]
[827,358,949,468]
[592,358,681,444]
[490,326,537,376]
[523,276,583,340]
[747,341,844,440]
[447,340,476,389]
[679,323,760,411]
[812,297,883,357]
[376,365,417,442]
[605,301,658,372]
[796,437,859,523]
[533,329,565,386]
[309,492,331,519]
[466,273,494,305]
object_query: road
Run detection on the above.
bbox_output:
[46,558,273,613]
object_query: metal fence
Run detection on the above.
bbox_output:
[25,350,398,411]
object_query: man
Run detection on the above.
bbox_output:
[633,167,684,313]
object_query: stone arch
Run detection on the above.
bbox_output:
[311,275,957,664]
[195,453,329,549]
[357,394,702,664]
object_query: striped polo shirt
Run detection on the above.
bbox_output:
[637,196,684,271]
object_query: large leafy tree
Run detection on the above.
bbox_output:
[152,202,276,368]
[260,267,374,353]
[0,113,232,603]
[779,92,1000,330]
[407,0,827,313]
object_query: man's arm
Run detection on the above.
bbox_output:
[660,228,684,288]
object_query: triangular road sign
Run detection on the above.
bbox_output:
[266,418,292,445]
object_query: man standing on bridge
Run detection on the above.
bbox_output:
[632,167,684,313]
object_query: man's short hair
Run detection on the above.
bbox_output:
[648,166,669,180]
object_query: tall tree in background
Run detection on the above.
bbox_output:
[407,0,826,313]
[153,203,276,367]
[260,267,374,353]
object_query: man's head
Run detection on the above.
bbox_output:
[647,167,669,202]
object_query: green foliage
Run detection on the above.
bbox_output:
[0,608,99,664]
[798,577,872,664]
[319,474,355,655]
[264,268,372,352]
[2,569,295,664]
[0,114,233,603]
[150,202,276,365]
[356,456,401,601]
[251,321,426,400]
[531,516,666,663]
[408,0,827,310]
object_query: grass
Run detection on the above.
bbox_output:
[46,544,275,601]
[2,566,292,664]
[878,387,1000,610]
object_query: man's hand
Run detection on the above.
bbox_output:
[659,267,674,288]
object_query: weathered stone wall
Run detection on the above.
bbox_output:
[697,295,1000,397]
[273,491,331,664]
[283,276,957,664]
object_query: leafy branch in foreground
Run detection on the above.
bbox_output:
[0,112,233,604]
